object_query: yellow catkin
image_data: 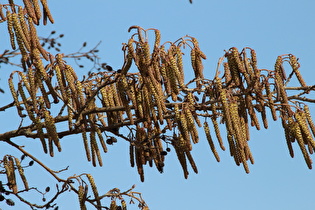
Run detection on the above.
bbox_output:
[6,11,16,50]
[211,115,225,151]
[18,82,36,122]
[32,48,48,80]
[226,52,241,87]
[9,75,23,117]
[121,200,127,210]
[154,29,161,48]
[76,80,85,107]
[173,134,189,179]
[135,87,144,119]
[304,105,315,138]
[117,76,134,124]
[146,73,165,123]
[90,131,102,167]
[14,157,29,190]
[185,150,198,173]
[174,104,190,151]
[96,126,107,153]
[35,118,48,154]
[78,185,87,210]
[289,54,306,88]
[292,121,312,169]
[128,79,138,110]
[195,50,205,80]
[17,7,31,51]
[180,110,192,151]
[239,145,250,173]
[141,85,153,123]
[168,49,184,88]
[44,109,61,152]
[40,0,54,24]
[142,41,151,65]
[28,17,49,60]
[55,65,68,103]
[185,107,199,144]
[216,77,234,134]
[109,200,117,210]
[166,63,179,101]
[275,55,286,80]
[20,72,31,99]
[204,121,220,162]
[4,156,17,193]
[37,78,51,109]
[244,145,255,164]
[250,49,258,76]
[64,74,78,109]
[160,62,172,96]
[86,174,101,207]
[82,130,91,162]
[67,92,74,129]
[230,101,245,149]
[281,117,295,158]
[295,110,315,149]
[265,81,277,121]
[23,0,38,24]
[32,0,42,22]
[245,94,261,130]
[176,46,185,80]
[12,12,28,60]
[230,47,245,73]
[190,48,196,74]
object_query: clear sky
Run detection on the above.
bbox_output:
[1,0,315,209]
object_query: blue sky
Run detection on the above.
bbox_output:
[1,0,315,209]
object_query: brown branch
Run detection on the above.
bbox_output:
[4,139,67,183]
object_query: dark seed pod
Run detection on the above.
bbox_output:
[6,198,15,206]
[160,151,168,156]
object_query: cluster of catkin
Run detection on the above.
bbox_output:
[2,155,28,194]
[1,0,53,63]
[202,47,315,172]
[3,2,315,182]
[122,26,208,180]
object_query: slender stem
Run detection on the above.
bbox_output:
[5,139,67,183]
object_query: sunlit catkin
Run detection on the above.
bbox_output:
[5,156,18,193]
[204,121,220,162]
[44,109,61,152]
[6,11,16,50]
[173,134,189,179]
[185,107,199,144]
[86,174,101,207]
[295,110,315,149]
[304,105,315,137]
[23,0,38,24]
[14,157,29,190]
[9,75,23,117]
[185,150,198,173]
[293,121,312,169]
[78,185,87,210]
[90,131,102,167]
[40,0,54,24]
[289,54,306,88]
